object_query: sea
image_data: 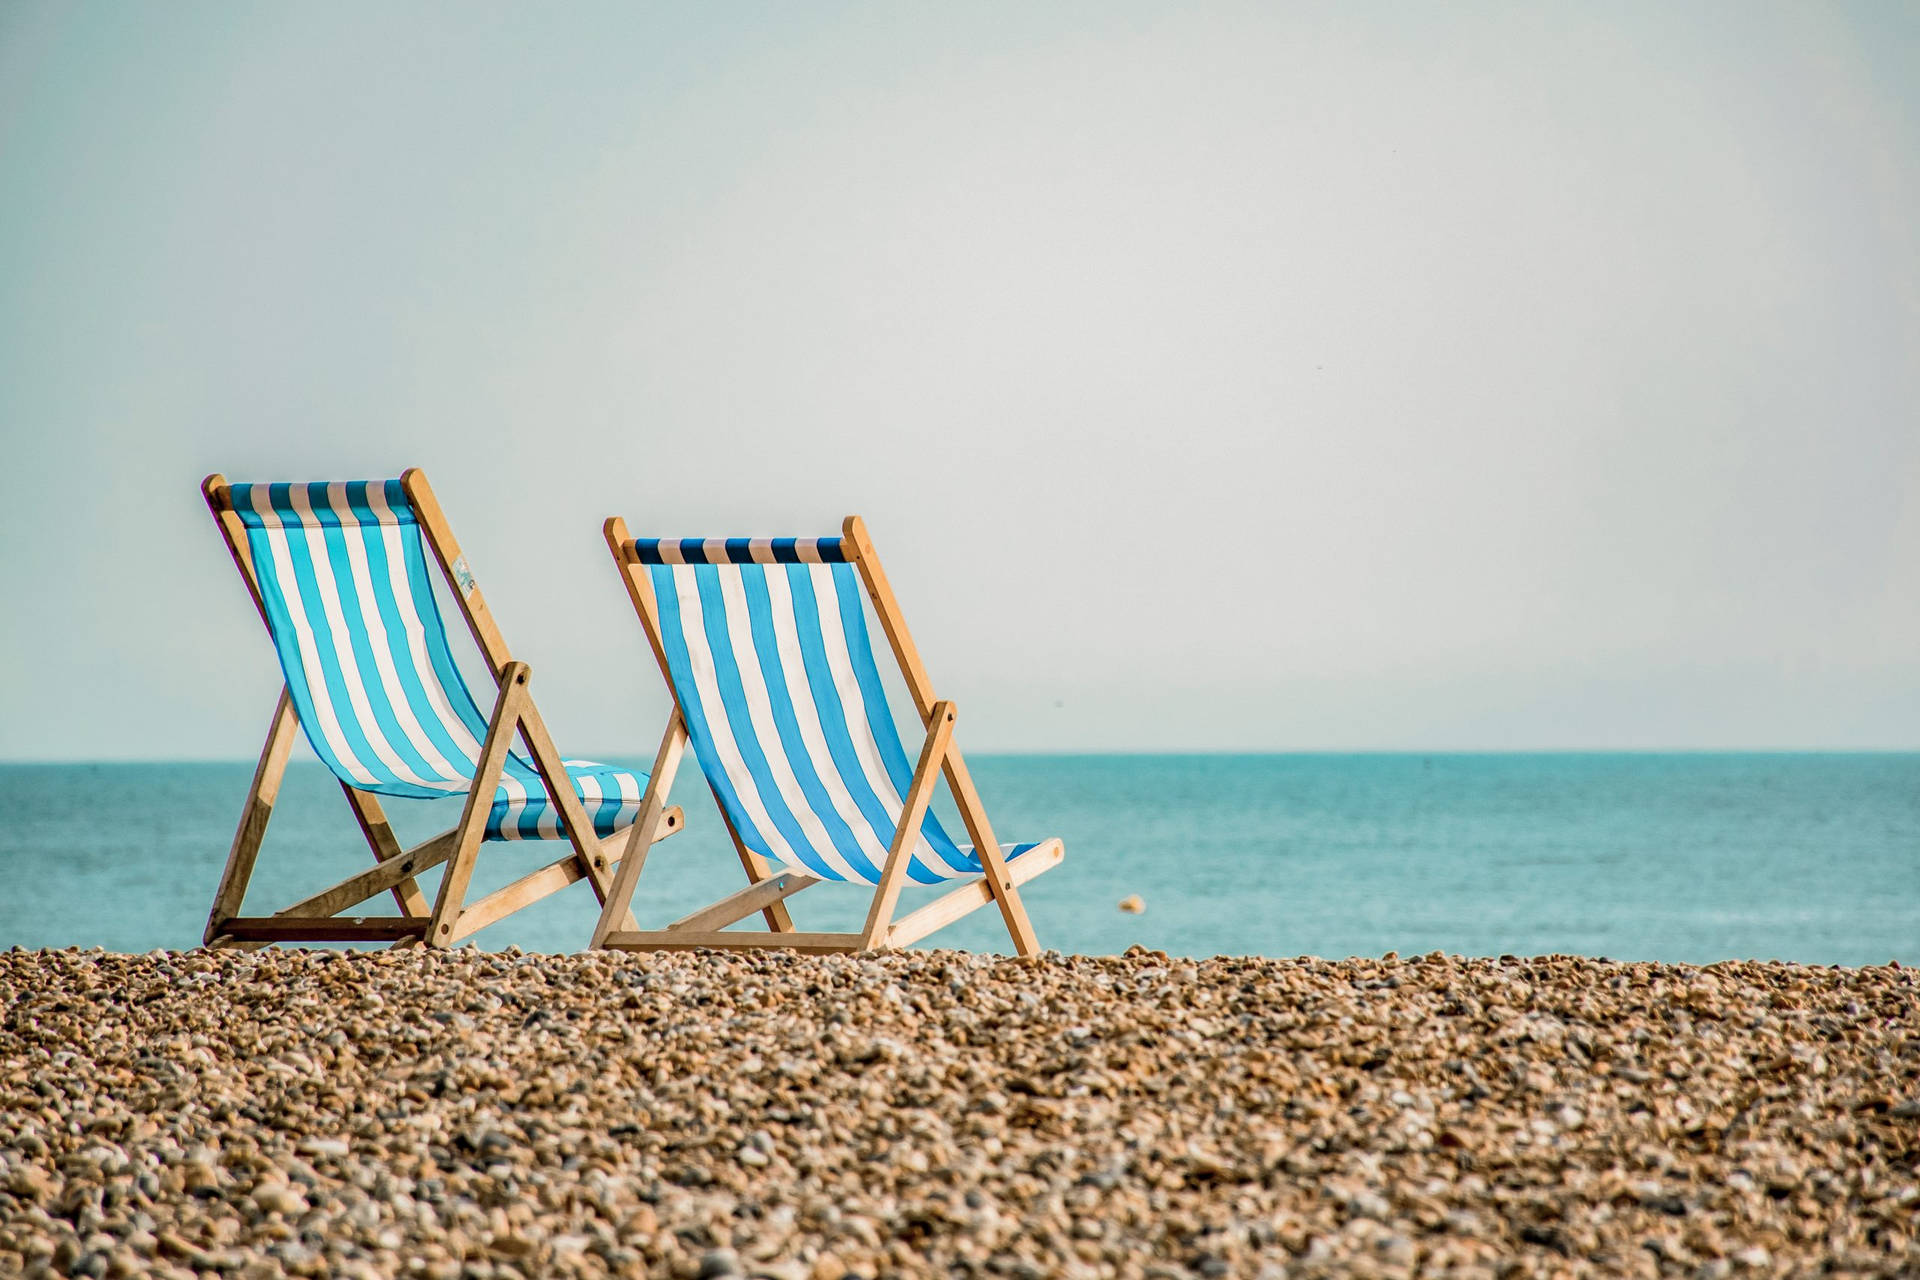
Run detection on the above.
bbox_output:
[1,754,1914,965]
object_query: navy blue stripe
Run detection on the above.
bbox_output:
[628,537,850,565]
[229,479,419,529]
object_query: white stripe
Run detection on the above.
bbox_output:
[760,565,895,880]
[669,567,813,875]
[713,566,861,881]
[807,562,929,863]
[534,760,566,837]
[493,771,531,836]
[656,542,684,566]
[363,485,487,774]
[703,538,729,565]
[325,485,467,790]
[576,771,604,835]
[247,495,380,787]
[283,485,430,788]
[747,539,777,565]
[614,767,641,825]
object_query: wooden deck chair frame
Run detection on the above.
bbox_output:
[590,515,1059,957]
[200,469,681,949]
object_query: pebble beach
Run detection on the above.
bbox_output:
[1,947,1915,1279]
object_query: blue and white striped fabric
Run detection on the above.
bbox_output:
[630,536,1046,885]
[231,480,644,841]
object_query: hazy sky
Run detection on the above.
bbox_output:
[2,2,1915,759]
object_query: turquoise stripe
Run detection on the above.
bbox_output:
[648,564,782,868]
[356,508,481,781]
[690,566,842,880]
[827,563,974,879]
[263,491,410,793]
[484,760,646,840]
[738,566,877,880]
[783,564,904,873]
[393,511,495,752]
[317,504,443,788]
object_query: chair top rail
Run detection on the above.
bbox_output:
[622,536,851,566]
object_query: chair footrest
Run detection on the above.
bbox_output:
[599,929,869,953]
[215,916,432,943]
[887,838,1063,948]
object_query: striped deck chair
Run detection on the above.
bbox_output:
[199,470,681,949]
[590,515,1063,956]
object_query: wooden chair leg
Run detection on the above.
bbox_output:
[204,689,299,945]
[717,807,797,932]
[589,713,688,948]
[426,663,530,947]
[341,785,430,916]
[861,702,956,949]
[515,693,620,903]
[943,749,1041,957]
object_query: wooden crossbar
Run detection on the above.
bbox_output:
[445,808,681,943]
[665,869,820,933]
[598,930,870,954]
[887,839,1062,949]
[274,829,461,922]
[215,917,432,944]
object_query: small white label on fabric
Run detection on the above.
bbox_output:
[452,556,477,596]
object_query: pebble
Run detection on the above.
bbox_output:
[0,947,1914,1278]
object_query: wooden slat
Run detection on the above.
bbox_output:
[275,829,460,922]
[887,839,1062,950]
[861,702,954,947]
[511,695,616,903]
[340,786,431,916]
[666,868,819,933]
[598,930,868,954]
[717,804,797,932]
[588,712,688,948]
[455,804,684,946]
[840,515,937,715]
[201,474,270,624]
[401,468,514,676]
[215,916,431,943]
[425,663,529,946]
[843,516,1042,957]
[939,748,1039,956]
[202,689,300,945]
[447,851,581,943]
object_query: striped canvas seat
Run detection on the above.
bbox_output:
[632,537,1048,885]
[230,480,643,840]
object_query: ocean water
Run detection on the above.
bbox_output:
[1,754,1914,965]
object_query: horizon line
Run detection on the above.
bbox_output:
[4,746,1918,768]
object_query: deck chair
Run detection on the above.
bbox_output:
[590,515,1063,957]
[200,470,681,948]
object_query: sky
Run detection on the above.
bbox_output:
[1,2,1915,759]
